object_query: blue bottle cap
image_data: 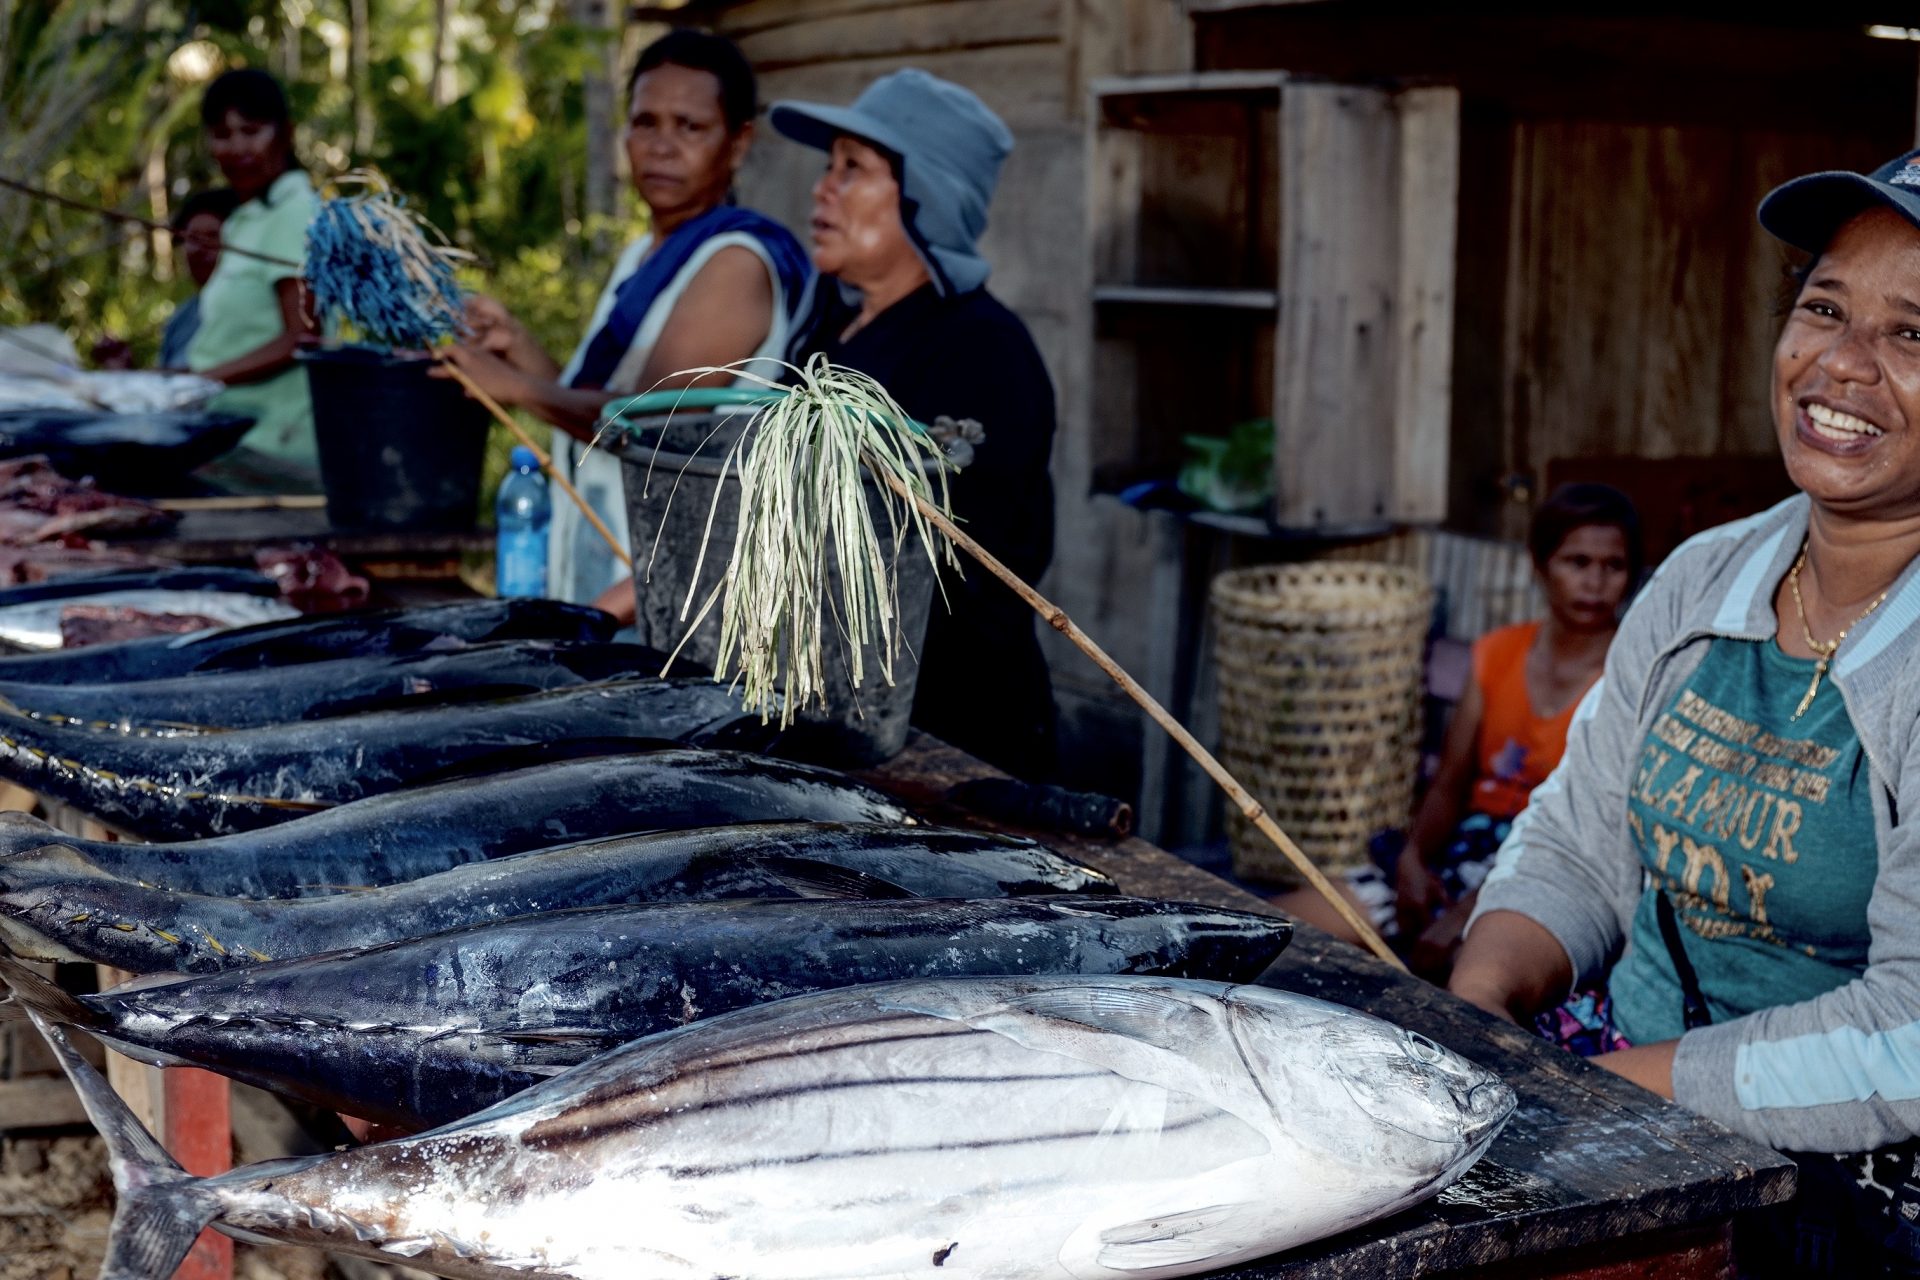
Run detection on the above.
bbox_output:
[509,445,540,470]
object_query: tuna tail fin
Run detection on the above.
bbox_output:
[0,950,105,1030]
[25,1010,221,1280]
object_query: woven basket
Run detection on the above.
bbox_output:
[1211,562,1433,887]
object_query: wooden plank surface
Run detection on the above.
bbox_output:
[1274,82,1399,528]
[1390,86,1459,524]
[731,0,1059,72]
[0,1076,91,1131]
[106,507,491,564]
[1092,284,1279,308]
[866,734,1797,1278]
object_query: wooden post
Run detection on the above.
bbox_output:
[167,1069,234,1280]
[1391,86,1460,523]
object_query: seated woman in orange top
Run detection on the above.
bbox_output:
[1281,484,1642,968]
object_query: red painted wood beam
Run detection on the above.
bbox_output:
[164,1067,232,1280]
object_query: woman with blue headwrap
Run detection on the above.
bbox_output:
[441,31,809,616]
[771,70,1058,781]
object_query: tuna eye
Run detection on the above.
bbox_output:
[1406,1032,1444,1064]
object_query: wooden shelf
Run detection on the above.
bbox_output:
[1090,70,1288,103]
[1089,72,1458,528]
[1092,284,1278,310]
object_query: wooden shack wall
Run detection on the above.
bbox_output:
[1190,5,1920,542]
[704,0,1191,797]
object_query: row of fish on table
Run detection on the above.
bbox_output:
[0,591,1517,1279]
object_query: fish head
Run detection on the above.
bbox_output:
[1319,1020,1516,1158]
[1226,990,1515,1178]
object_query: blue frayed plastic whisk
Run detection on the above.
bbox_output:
[305,171,469,349]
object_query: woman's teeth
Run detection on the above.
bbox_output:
[1807,403,1885,441]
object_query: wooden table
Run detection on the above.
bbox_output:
[122,503,489,581]
[867,737,1799,1280]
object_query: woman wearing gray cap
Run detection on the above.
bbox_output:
[770,70,1057,781]
[1449,150,1920,1276]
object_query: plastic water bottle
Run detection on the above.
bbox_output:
[495,445,550,598]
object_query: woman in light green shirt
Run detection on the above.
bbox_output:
[186,68,321,483]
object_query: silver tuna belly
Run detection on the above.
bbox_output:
[285,978,1509,1280]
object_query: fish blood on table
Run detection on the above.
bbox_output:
[30,975,1514,1280]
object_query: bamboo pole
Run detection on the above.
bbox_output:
[438,360,633,569]
[873,467,1405,970]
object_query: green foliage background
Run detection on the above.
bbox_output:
[0,0,655,513]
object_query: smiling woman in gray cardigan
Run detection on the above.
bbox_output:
[1452,151,1920,1275]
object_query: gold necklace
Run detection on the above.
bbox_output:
[1787,544,1891,721]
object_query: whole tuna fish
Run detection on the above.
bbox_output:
[0,596,614,684]
[0,640,661,734]
[0,679,773,840]
[0,821,1118,973]
[31,975,1514,1279]
[0,750,913,896]
[1,897,1294,1129]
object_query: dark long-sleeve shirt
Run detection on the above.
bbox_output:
[793,281,1057,778]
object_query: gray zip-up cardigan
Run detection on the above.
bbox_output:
[1472,492,1920,1153]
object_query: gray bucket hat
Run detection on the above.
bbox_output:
[1759,147,1920,254]
[770,69,1012,295]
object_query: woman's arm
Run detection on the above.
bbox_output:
[1449,909,1575,1023]
[439,246,776,443]
[198,278,314,386]
[1594,1042,1676,1098]
[1449,576,1682,1021]
[634,245,773,389]
[435,345,617,443]
[1398,677,1484,934]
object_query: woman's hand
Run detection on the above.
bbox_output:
[1408,890,1477,981]
[463,294,523,353]
[433,343,533,410]
[590,577,637,627]
[1394,851,1453,940]
[461,295,557,377]
[1447,909,1573,1026]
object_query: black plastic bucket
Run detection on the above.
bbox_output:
[614,409,940,768]
[299,345,487,531]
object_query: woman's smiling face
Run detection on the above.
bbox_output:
[206,109,288,201]
[1774,206,1920,522]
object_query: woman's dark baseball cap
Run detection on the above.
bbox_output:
[1759,147,1920,254]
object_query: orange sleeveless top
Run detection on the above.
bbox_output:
[1470,621,1593,820]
